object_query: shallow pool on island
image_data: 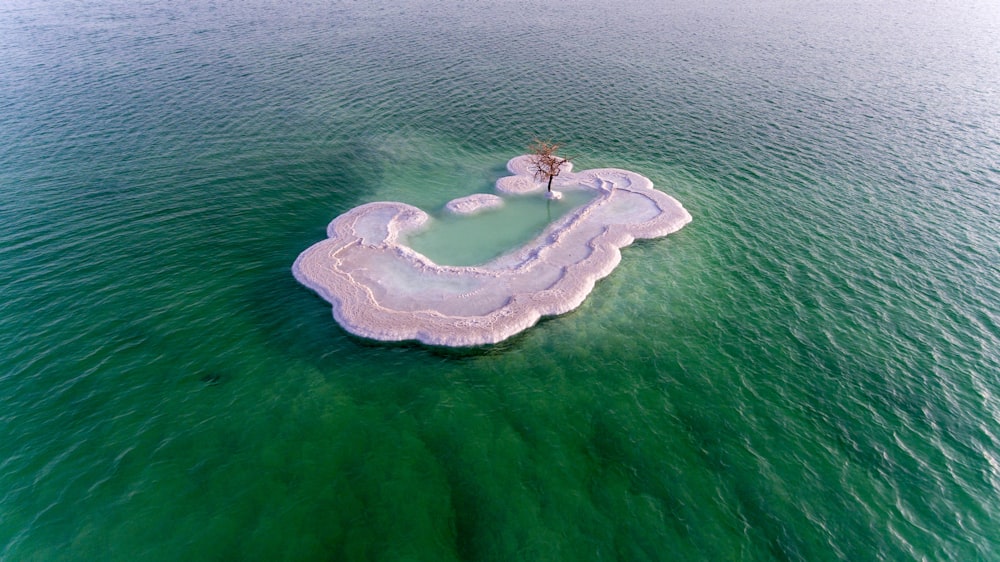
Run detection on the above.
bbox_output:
[405,189,597,266]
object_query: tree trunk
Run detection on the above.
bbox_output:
[547,175,553,192]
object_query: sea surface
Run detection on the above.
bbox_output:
[2,0,998,560]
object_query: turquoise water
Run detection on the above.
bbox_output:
[407,190,597,266]
[2,0,998,560]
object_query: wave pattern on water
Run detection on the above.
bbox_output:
[2,0,999,560]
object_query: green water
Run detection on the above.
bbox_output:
[1,0,998,560]
[407,190,597,266]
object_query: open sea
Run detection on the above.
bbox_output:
[2,0,998,559]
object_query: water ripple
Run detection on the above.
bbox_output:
[2,0,999,559]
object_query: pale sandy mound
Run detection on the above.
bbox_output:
[293,155,691,346]
[444,193,504,215]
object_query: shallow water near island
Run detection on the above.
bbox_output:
[2,0,999,560]
[407,189,597,266]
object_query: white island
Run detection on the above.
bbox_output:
[293,155,692,346]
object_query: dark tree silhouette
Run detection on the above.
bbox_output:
[528,140,570,193]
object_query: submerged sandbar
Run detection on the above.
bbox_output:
[293,155,692,346]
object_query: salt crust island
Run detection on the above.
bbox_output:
[293,155,692,346]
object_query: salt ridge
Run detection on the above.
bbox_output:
[293,155,692,346]
[444,193,504,215]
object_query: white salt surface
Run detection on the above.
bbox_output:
[293,155,692,346]
[444,193,504,215]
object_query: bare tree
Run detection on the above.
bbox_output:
[528,140,570,193]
